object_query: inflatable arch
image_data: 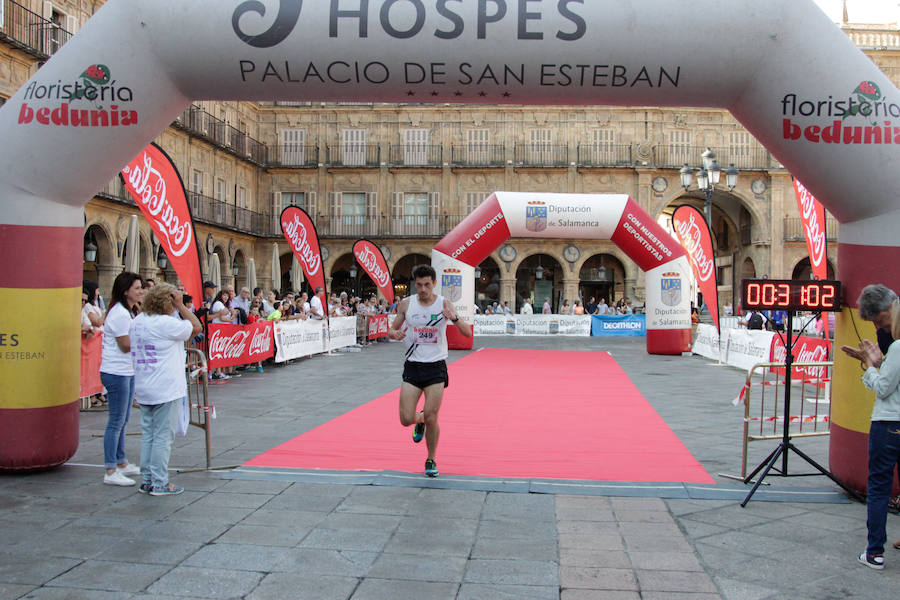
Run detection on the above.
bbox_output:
[0,0,898,489]
[431,192,692,353]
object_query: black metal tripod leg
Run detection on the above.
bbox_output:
[741,443,786,507]
[787,443,866,502]
[743,443,782,484]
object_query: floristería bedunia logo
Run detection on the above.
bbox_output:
[845,80,882,124]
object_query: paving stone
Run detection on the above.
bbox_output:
[246,573,358,600]
[478,518,558,541]
[213,523,312,547]
[46,560,170,593]
[319,512,402,533]
[300,527,393,552]
[15,587,134,599]
[183,542,289,571]
[348,578,458,600]
[482,492,556,521]
[263,493,344,513]
[555,506,617,522]
[559,566,637,591]
[457,583,559,599]
[0,583,36,600]
[138,519,230,544]
[557,532,624,551]
[367,553,467,582]
[634,569,718,594]
[560,591,640,600]
[336,487,419,515]
[382,532,475,557]
[639,594,721,600]
[96,539,203,565]
[626,550,703,571]
[406,489,485,518]
[463,559,559,586]
[471,537,558,561]
[238,507,328,528]
[167,503,257,524]
[556,521,619,536]
[188,492,274,510]
[146,566,264,598]
[216,479,292,495]
[620,532,693,553]
[611,509,677,524]
[272,549,377,577]
[396,515,479,537]
[558,549,630,569]
[712,575,779,600]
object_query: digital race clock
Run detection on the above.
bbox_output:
[740,279,842,312]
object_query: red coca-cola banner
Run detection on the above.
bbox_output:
[353,239,394,305]
[121,142,203,306]
[368,314,389,340]
[793,178,829,336]
[672,205,719,331]
[207,321,274,369]
[770,334,832,385]
[280,206,326,302]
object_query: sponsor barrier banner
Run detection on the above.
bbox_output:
[692,324,720,361]
[473,315,592,336]
[770,334,831,384]
[673,204,719,331]
[274,318,325,362]
[121,142,203,306]
[473,315,507,335]
[693,325,777,371]
[328,316,357,351]
[281,206,326,301]
[368,314,389,340]
[591,315,647,337]
[353,240,394,305]
[80,333,103,399]
[208,321,274,369]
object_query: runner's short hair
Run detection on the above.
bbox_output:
[412,264,436,281]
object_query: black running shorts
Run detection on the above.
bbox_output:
[402,360,449,389]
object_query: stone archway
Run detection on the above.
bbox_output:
[515,253,563,314]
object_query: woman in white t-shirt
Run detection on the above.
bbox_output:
[100,272,144,487]
[130,283,202,495]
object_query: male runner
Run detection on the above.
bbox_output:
[388,264,472,476]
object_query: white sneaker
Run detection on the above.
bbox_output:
[103,471,135,486]
[117,464,141,477]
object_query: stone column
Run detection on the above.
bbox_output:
[562,278,580,306]
[95,263,123,298]
[499,277,517,307]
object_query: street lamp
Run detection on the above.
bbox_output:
[157,251,168,270]
[349,264,358,295]
[84,240,97,262]
[680,147,739,227]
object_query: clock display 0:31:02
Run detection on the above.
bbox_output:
[740,279,841,312]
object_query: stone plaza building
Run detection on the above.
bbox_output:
[3,1,898,311]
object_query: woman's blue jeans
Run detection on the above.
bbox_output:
[100,372,134,470]
[139,400,176,488]
[866,420,900,556]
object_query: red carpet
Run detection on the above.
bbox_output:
[246,349,714,483]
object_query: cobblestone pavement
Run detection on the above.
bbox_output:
[1,336,898,599]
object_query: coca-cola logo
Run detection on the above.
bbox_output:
[675,212,714,282]
[794,181,826,269]
[282,214,322,276]
[772,338,830,378]
[355,245,390,288]
[209,329,249,360]
[249,324,272,356]
[122,153,193,257]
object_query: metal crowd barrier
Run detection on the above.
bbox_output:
[735,360,833,478]
[184,347,213,470]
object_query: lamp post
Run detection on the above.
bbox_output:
[680,147,739,228]
[349,264,358,296]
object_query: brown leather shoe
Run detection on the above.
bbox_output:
[893,539,900,550]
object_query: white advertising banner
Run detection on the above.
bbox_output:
[327,316,357,351]
[692,324,721,362]
[473,315,591,336]
[692,325,777,372]
[274,319,326,362]
[474,316,507,335]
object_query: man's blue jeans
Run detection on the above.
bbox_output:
[100,372,134,470]
[139,400,176,488]
[866,420,900,556]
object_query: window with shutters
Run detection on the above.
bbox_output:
[281,129,306,165]
[528,129,553,163]
[403,129,429,165]
[591,129,616,163]
[342,129,366,166]
[403,193,429,226]
[668,130,692,166]
[281,192,307,212]
[465,192,487,214]
[466,129,490,164]
[237,186,248,209]
[342,192,367,225]
[729,131,752,166]
[215,178,225,202]
[191,170,203,195]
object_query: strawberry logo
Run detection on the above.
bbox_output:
[81,64,110,85]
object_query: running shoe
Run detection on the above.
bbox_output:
[412,421,425,443]
[858,551,885,570]
[424,459,438,477]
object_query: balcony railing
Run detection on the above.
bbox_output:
[268,144,319,168]
[0,0,72,58]
[324,144,381,167]
[783,217,839,242]
[576,144,635,167]
[514,144,569,167]
[387,144,443,167]
[450,145,507,168]
[173,105,268,165]
[656,144,776,170]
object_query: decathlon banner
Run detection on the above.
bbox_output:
[281,206,325,300]
[208,321,274,369]
[672,205,719,332]
[353,240,394,305]
[274,318,325,362]
[121,142,203,306]
[591,315,647,337]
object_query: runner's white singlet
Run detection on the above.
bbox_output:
[403,294,448,363]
